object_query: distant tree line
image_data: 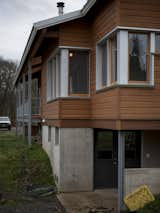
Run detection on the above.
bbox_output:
[0,57,18,123]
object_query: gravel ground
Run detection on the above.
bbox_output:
[0,196,66,213]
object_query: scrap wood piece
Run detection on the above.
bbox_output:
[124,185,155,211]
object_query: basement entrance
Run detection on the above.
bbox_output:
[94,130,118,189]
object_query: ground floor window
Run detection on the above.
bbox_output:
[125,131,141,168]
[48,126,52,142]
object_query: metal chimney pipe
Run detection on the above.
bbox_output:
[57,2,65,16]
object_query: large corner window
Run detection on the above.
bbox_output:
[109,34,117,83]
[69,50,89,95]
[129,33,150,82]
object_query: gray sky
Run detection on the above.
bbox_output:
[0,0,87,62]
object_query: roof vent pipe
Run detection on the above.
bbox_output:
[57,2,65,16]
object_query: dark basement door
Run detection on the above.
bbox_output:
[94,130,118,189]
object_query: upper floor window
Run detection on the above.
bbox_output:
[69,50,89,95]
[129,33,150,82]
[109,34,117,83]
[156,33,160,53]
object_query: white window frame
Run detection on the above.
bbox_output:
[47,49,60,102]
[60,46,91,97]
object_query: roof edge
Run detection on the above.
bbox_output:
[14,0,96,85]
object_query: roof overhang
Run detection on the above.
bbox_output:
[14,0,96,85]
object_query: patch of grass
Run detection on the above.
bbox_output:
[0,131,54,195]
[137,194,160,213]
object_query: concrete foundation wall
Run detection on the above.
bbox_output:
[42,125,51,157]
[125,168,160,195]
[42,126,93,192]
[59,128,94,192]
[42,126,60,187]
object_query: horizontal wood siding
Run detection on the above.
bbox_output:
[119,0,160,28]
[60,99,91,119]
[92,0,119,43]
[89,0,119,120]
[59,20,91,48]
[91,88,120,120]
[119,56,160,120]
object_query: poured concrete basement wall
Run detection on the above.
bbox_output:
[42,126,94,192]
[59,128,94,192]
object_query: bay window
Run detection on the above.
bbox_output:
[96,29,155,90]
[129,33,150,82]
[69,50,89,95]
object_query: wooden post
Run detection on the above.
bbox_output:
[118,131,125,212]
[28,61,32,146]
[15,86,18,136]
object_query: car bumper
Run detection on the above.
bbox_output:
[0,124,11,129]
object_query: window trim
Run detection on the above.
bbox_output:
[109,34,117,85]
[68,49,90,97]
[46,49,60,102]
[128,31,151,84]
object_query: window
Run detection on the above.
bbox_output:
[109,34,117,83]
[69,50,89,95]
[129,33,149,82]
[125,131,141,168]
[47,55,60,101]
[96,33,117,90]
[55,127,59,145]
[156,33,160,53]
[48,126,52,142]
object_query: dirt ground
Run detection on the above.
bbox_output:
[0,196,66,213]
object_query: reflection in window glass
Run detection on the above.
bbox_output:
[129,33,149,81]
[48,126,52,142]
[110,35,117,83]
[101,43,107,86]
[69,50,89,94]
[125,131,141,168]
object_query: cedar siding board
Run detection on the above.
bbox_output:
[59,20,92,48]
[119,0,160,28]
[119,56,160,120]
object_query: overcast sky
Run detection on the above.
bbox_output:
[0,0,87,62]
